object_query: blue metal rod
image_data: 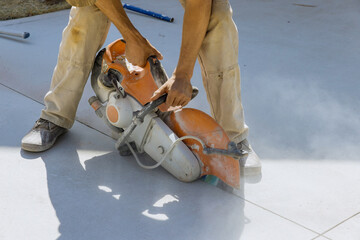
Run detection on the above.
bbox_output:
[123,3,174,23]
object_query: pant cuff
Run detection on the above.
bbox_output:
[40,111,73,129]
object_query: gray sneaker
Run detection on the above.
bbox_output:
[21,118,67,152]
[237,139,262,176]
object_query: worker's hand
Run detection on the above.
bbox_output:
[95,0,162,66]
[125,36,163,67]
[150,74,193,111]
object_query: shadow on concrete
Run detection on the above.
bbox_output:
[21,137,246,240]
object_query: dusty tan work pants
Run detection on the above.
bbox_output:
[41,0,249,143]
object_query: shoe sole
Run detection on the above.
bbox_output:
[21,140,56,152]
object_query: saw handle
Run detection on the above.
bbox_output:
[150,93,167,106]
[148,55,199,103]
[139,94,168,121]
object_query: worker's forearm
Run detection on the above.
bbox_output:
[95,0,142,41]
[175,0,212,81]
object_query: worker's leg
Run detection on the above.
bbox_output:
[179,0,260,176]
[40,6,110,129]
[179,0,248,143]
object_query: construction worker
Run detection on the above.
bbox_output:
[21,0,261,175]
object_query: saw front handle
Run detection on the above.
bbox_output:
[203,141,248,160]
[148,55,199,100]
[134,93,168,121]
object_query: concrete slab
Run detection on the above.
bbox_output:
[324,213,360,240]
[0,84,317,239]
[313,237,331,240]
[1,0,360,239]
[234,158,360,234]
[234,0,360,160]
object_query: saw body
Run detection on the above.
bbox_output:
[89,39,245,188]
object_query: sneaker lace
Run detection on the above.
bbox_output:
[35,119,52,130]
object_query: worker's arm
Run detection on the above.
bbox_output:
[150,0,212,109]
[95,0,162,67]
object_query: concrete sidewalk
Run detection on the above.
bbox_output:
[0,0,359,239]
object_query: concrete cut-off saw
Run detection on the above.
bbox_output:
[89,39,247,189]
